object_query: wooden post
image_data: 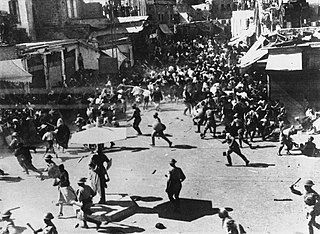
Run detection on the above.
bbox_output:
[61,50,66,86]
[43,54,49,89]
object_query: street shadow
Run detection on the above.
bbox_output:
[91,205,117,213]
[142,133,151,136]
[152,198,218,222]
[13,226,27,233]
[232,163,275,168]
[126,136,138,139]
[142,133,173,137]
[172,145,197,149]
[130,196,163,202]
[105,200,135,208]
[58,215,76,219]
[98,224,145,233]
[254,145,277,149]
[107,147,149,153]
[0,176,23,183]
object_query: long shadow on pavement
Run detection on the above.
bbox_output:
[254,144,277,149]
[152,198,219,222]
[172,145,197,149]
[106,147,150,153]
[95,196,218,223]
[231,163,276,168]
[98,224,145,233]
[0,176,23,183]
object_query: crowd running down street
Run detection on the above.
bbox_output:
[2,35,320,234]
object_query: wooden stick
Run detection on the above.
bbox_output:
[26,223,36,232]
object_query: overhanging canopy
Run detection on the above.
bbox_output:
[239,36,268,68]
[266,52,302,71]
[102,48,127,68]
[159,24,173,35]
[0,59,32,83]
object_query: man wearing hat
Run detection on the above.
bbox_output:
[299,136,319,157]
[218,209,246,234]
[44,155,60,179]
[0,210,16,234]
[34,212,58,234]
[127,103,143,135]
[73,177,101,229]
[221,134,250,167]
[165,159,186,212]
[290,180,320,233]
[42,127,58,158]
[151,113,172,147]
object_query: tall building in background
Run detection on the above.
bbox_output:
[0,0,36,41]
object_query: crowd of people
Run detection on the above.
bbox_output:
[2,34,320,234]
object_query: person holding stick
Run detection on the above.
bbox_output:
[32,212,58,234]
[73,177,101,229]
[290,179,320,234]
[0,208,19,234]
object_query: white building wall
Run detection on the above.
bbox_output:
[231,10,254,37]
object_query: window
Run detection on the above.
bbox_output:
[221,4,225,11]
[8,0,20,23]
[67,0,78,18]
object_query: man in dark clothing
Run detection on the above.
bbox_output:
[89,144,110,204]
[74,177,101,229]
[151,87,163,111]
[221,134,250,167]
[300,136,319,157]
[151,113,172,147]
[165,158,186,212]
[290,180,320,234]
[127,103,142,135]
[34,212,58,234]
[14,142,43,177]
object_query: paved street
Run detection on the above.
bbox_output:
[1,102,320,234]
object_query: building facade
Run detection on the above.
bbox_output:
[146,0,176,26]
[0,0,36,41]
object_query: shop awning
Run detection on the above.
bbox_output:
[159,24,173,35]
[239,36,268,68]
[0,59,32,83]
[102,48,127,68]
[266,52,302,71]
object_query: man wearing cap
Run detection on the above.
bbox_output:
[151,113,172,147]
[44,155,60,179]
[221,133,250,167]
[0,210,17,234]
[89,144,110,204]
[165,159,186,212]
[290,180,320,234]
[218,209,246,234]
[127,104,143,135]
[73,177,101,229]
[42,128,58,158]
[33,213,58,234]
